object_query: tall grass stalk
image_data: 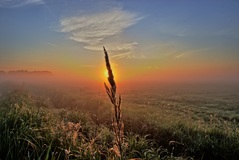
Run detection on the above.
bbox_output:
[103,46,124,158]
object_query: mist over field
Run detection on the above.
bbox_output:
[1,72,239,126]
[1,69,239,159]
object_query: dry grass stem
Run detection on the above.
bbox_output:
[103,46,124,158]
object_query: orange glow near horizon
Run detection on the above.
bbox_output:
[2,52,238,86]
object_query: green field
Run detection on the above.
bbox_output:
[0,82,239,160]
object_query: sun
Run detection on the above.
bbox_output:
[102,66,118,82]
[104,69,108,78]
[103,68,118,81]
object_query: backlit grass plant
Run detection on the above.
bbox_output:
[103,46,124,158]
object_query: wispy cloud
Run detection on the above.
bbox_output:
[84,42,137,51]
[46,42,57,47]
[60,9,141,45]
[84,42,139,59]
[0,0,44,8]
[174,51,191,59]
[60,8,142,59]
[175,48,210,59]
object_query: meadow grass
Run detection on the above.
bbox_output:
[0,89,163,160]
[0,86,239,159]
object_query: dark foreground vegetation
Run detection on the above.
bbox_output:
[0,83,239,160]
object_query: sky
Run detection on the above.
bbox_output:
[0,0,239,84]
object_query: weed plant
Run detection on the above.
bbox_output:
[103,47,124,158]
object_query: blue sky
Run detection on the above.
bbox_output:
[0,0,239,82]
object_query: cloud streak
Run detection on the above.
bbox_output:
[0,0,44,8]
[60,8,142,58]
[83,42,139,59]
[175,48,210,59]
